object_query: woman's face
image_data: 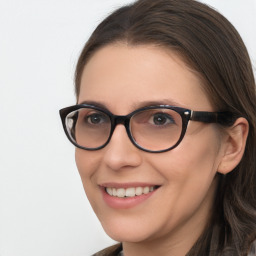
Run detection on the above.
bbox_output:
[76,44,224,245]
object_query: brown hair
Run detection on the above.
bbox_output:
[75,0,256,255]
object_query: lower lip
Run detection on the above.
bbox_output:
[101,187,157,209]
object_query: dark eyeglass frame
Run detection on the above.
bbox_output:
[59,104,237,153]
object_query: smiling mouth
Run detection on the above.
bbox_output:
[105,186,159,198]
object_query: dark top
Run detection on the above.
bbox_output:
[92,241,256,256]
[92,244,122,256]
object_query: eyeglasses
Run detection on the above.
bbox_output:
[59,104,236,153]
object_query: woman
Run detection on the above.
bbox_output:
[60,0,256,255]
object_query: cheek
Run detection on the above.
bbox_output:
[75,148,101,189]
[75,149,104,213]
[151,126,222,200]
[178,125,222,173]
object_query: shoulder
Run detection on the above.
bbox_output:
[92,243,122,256]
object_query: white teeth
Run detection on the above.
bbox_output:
[106,187,113,196]
[135,187,143,196]
[125,188,136,197]
[117,188,125,198]
[106,186,156,198]
[143,187,150,194]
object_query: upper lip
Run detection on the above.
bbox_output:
[99,182,161,188]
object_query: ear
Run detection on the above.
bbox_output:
[217,117,249,174]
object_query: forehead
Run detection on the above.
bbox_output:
[78,43,213,113]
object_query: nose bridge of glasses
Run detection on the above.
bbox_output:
[113,115,129,125]
[111,115,131,137]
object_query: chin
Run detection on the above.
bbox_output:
[105,231,150,243]
[101,219,154,243]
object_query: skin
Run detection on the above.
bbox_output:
[75,43,245,256]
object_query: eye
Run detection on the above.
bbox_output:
[150,113,175,126]
[86,113,108,125]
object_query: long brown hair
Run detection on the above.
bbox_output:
[75,0,256,255]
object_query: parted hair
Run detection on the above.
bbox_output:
[75,0,256,255]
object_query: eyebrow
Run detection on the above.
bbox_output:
[130,100,187,109]
[78,99,187,112]
[78,100,109,110]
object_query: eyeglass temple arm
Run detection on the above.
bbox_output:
[190,111,237,126]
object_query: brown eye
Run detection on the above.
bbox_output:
[150,113,175,126]
[87,113,107,125]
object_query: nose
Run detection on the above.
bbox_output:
[102,124,142,171]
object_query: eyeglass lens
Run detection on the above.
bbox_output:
[65,107,183,151]
[130,108,182,151]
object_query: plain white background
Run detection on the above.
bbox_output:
[0,0,255,255]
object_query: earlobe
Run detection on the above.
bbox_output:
[217,117,249,175]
